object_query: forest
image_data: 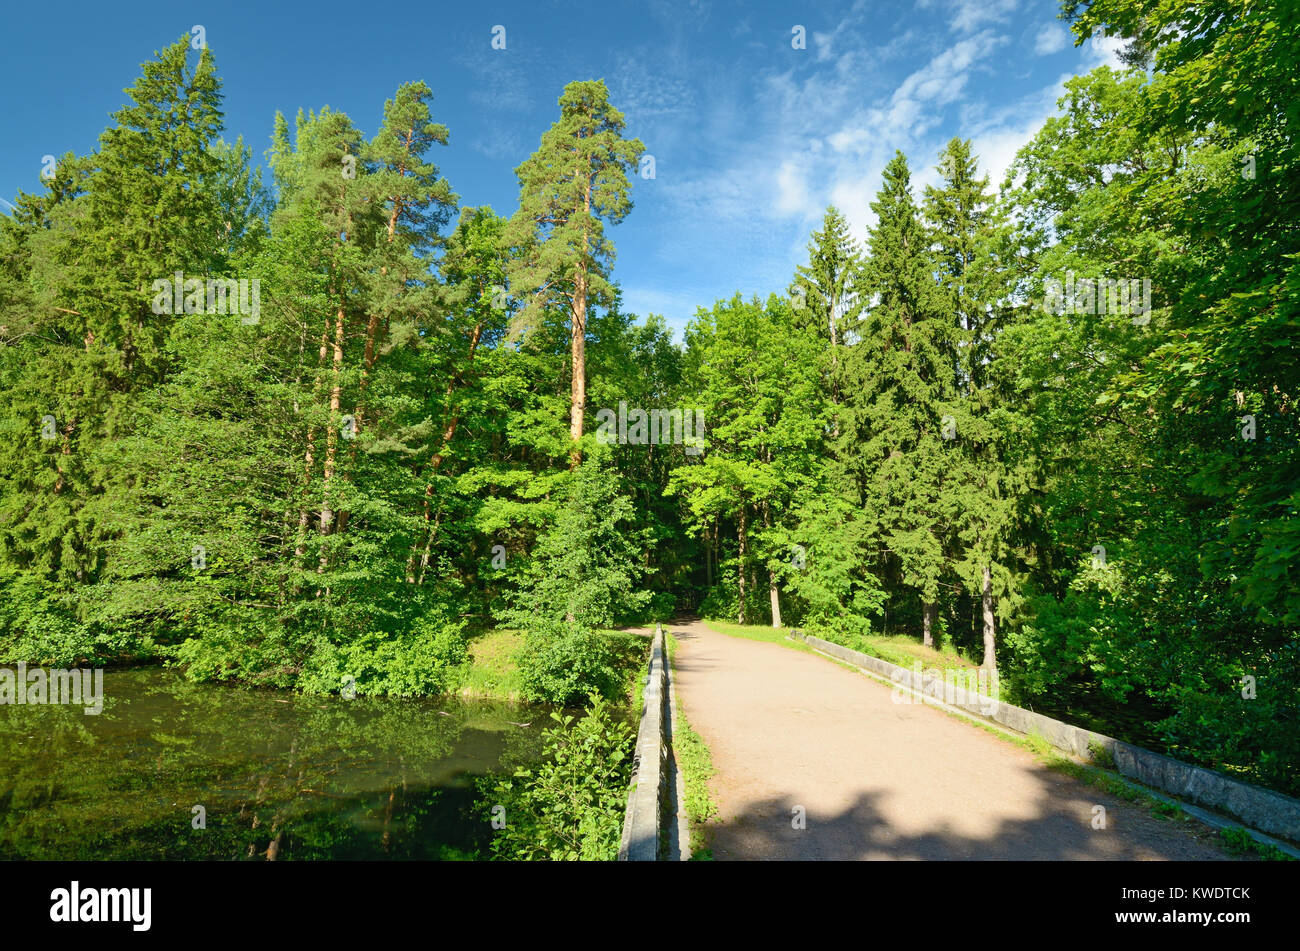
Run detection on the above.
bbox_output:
[1,0,1296,807]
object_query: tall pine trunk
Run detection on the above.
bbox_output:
[569,167,593,470]
[296,315,331,564]
[570,263,587,467]
[319,301,345,554]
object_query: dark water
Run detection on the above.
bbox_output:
[0,668,550,860]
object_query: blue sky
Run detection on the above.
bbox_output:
[0,0,1122,339]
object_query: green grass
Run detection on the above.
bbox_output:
[459,627,651,704]
[1218,826,1294,861]
[701,620,821,654]
[460,629,526,699]
[1151,800,1185,821]
[703,618,977,675]
[856,632,976,671]
[665,632,718,860]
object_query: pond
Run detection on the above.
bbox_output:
[0,667,552,860]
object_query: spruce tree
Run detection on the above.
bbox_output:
[924,137,1019,668]
[837,151,959,645]
[790,205,862,430]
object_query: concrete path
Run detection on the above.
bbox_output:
[669,618,1234,860]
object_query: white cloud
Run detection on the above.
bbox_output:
[1082,29,1126,70]
[624,7,1088,316]
[775,160,810,216]
[1033,23,1069,56]
[949,0,1019,33]
[962,78,1067,189]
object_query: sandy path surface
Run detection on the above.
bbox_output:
[669,618,1233,861]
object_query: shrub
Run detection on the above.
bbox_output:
[482,693,634,860]
[296,617,470,698]
[516,623,632,705]
[497,459,652,632]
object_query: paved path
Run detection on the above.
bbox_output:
[669,618,1234,860]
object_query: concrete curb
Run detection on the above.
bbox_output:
[618,624,682,860]
[790,630,1300,845]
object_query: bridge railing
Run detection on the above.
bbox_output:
[617,623,687,860]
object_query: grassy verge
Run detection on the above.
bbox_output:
[850,632,976,671]
[665,632,719,860]
[700,619,820,654]
[460,629,526,699]
[704,619,975,672]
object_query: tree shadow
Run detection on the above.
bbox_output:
[706,783,1237,861]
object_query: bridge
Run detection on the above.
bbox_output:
[618,619,1300,861]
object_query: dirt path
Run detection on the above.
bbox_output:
[669,618,1233,860]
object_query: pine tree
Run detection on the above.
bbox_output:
[0,36,225,592]
[503,80,644,468]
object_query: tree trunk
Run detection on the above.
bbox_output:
[296,315,331,564]
[737,505,748,625]
[569,166,593,470]
[319,301,345,556]
[981,563,997,670]
[922,599,936,648]
[570,273,587,469]
[704,520,714,590]
[769,572,782,629]
[52,415,74,494]
[763,501,781,628]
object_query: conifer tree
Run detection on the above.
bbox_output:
[837,151,959,646]
[923,137,1019,668]
[503,80,644,468]
[790,205,862,429]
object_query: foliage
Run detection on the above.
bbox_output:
[516,625,643,706]
[482,694,634,860]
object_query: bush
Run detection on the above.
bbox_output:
[171,612,303,688]
[698,579,768,625]
[0,569,97,666]
[644,590,676,623]
[296,617,470,698]
[482,693,634,860]
[516,623,639,705]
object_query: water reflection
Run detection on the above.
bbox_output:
[0,668,548,860]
